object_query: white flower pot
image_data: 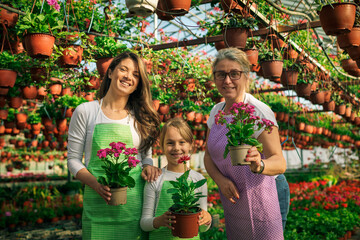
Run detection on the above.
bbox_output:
[125,0,159,17]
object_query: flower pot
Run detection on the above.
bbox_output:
[86,76,101,90]
[0,69,17,88]
[295,83,312,97]
[59,45,83,67]
[282,47,298,60]
[260,60,283,80]
[170,207,201,238]
[0,5,19,27]
[319,3,356,36]
[49,83,62,96]
[109,187,127,206]
[335,104,346,115]
[21,86,38,99]
[9,96,23,109]
[347,46,360,60]
[125,0,159,17]
[162,0,191,16]
[24,33,56,58]
[96,57,113,78]
[229,145,251,166]
[310,91,325,105]
[155,0,175,20]
[215,41,226,51]
[244,48,259,66]
[280,69,298,86]
[337,27,360,49]
[223,28,248,49]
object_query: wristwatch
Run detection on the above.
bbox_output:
[252,159,265,174]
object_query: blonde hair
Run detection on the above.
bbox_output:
[97,51,160,153]
[159,118,194,151]
[212,47,251,90]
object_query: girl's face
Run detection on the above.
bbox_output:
[214,59,248,102]
[163,126,192,167]
[108,58,140,96]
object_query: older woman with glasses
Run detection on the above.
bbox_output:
[204,48,287,240]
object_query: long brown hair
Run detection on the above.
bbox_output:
[97,51,160,153]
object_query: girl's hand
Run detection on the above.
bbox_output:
[153,211,176,229]
[198,210,212,226]
[95,182,111,203]
[246,146,262,173]
[141,165,162,182]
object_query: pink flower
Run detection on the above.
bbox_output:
[178,155,190,164]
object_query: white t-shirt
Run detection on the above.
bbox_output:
[67,100,153,177]
[140,167,208,232]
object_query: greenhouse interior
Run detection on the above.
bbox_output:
[0,0,359,239]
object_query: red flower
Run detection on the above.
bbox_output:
[178,155,190,164]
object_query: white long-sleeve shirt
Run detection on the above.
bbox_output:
[67,100,153,177]
[140,167,208,232]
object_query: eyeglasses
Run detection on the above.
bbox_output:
[213,70,245,81]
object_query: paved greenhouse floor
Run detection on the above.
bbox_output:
[0,221,359,239]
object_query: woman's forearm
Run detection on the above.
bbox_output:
[75,168,100,190]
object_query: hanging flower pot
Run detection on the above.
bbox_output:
[170,207,201,238]
[295,83,312,97]
[335,104,346,115]
[9,96,23,109]
[84,91,96,101]
[155,0,175,20]
[319,3,356,36]
[152,99,160,111]
[158,104,170,115]
[0,69,17,88]
[323,90,331,102]
[220,0,243,13]
[162,0,191,16]
[21,86,38,100]
[96,57,113,78]
[24,33,56,58]
[282,46,298,60]
[347,46,360,60]
[49,81,62,95]
[86,76,101,90]
[280,69,298,86]
[229,145,251,166]
[310,91,325,105]
[125,0,159,17]
[59,45,83,67]
[215,41,226,51]
[341,58,359,74]
[0,109,8,120]
[0,5,19,28]
[61,87,73,96]
[337,27,360,49]
[244,48,259,66]
[223,28,248,49]
[108,187,127,205]
[345,106,352,118]
[260,60,283,80]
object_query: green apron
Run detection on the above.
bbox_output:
[149,180,200,240]
[82,122,147,240]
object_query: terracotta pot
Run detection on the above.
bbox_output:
[319,3,356,36]
[61,87,73,96]
[296,83,312,97]
[0,109,8,120]
[49,83,62,95]
[347,46,360,60]
[323,90,331,102]
[335,104,346,115]
[22,86,38,99]
[86,76,101,90]
[282,47,298,60]
[96,57,113,78]
[229,145,251,165]
[310,91,325,105]
[215,41,226,51]
[152,99,160,111]
[59,45,83,67]
[24,33,55,58]
[9,96,23,109]
[280,69,298,86]
[0,69,17,88]
[158,104,170,115]
[162,0,191,16]
[337,27,360,49]
[345,106,352,117]
[84,92,96,101]
[170,207,201,238]
[0,5,19,27]
[155,0,175,20]
[186,111,195,121]
[109,187,127,205]
[244,48,259,66]
[260,60,284,80]
[223,28,248,49]
[0,96,6,107]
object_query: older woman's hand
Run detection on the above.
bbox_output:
[141,165,162,182]
[246,146,262,173]
[217,177,239,204]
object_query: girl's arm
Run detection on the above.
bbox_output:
[140,181,158,231]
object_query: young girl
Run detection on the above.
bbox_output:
[141,117,211,239]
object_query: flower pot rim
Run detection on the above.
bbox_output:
[169,206,201,215]
[321,2,356,11]
[25,32,55,37]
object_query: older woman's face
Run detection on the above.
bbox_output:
[213,59,248,101]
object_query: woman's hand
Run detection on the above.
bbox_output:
[141,165,162,182]
[198,210,212,226]
[153,211,176,229]
[246,146,262,173]
[94,182,111,203]
[217,177,239,204]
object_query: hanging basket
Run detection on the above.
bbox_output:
[280,69,298,86]
[108,187,127,206]
[163,0,191,16]
[310,91,325,105]
[24,33,56,58]
[229,145,251,166]
[244,48,259,66]
[215,41,226,51]
[156,0,175,20]
[0,69,17,88]
[347,46,360,60]
[169,207,201,238]
[0,5,19,28]
[96,57,113,78]
[125,0,159,17]
[21,86,38,99]
[223,28,249,49]
[220,0,243,13]
[260,60,283,80]
[295,83,312,97]
[59,45,83,68]
[323,100,335,111]
[337,27,360,49]
[319,3,356,36]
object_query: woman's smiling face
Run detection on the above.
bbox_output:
[214,59,248,102]
[108,58,140,96]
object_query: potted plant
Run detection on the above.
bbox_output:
[15,0,64,58]
[258,41,283,81]
[96,141,141,205]
[244,37,261,67]
[295,71,315,97]
[167,156,207,238]
[214,102,274,165]
[0,51,27,89]
[223,14,258,49]
[280,59,303,86]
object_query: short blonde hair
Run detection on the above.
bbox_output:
[212,48,251,90]
[159,118,194,151]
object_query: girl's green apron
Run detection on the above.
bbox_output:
[82,103,147,240]
[149,180,200,240]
